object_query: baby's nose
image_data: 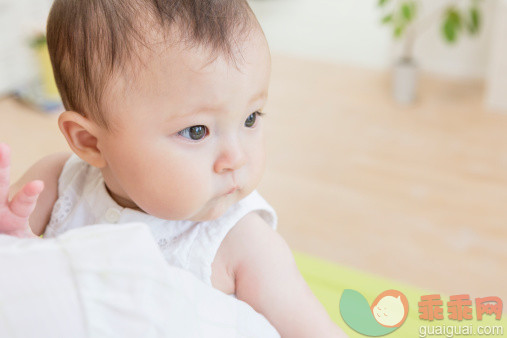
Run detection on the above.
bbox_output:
[213,139,247,173]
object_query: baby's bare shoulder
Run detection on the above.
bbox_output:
[211,212,281,295]
[213,212,345,337]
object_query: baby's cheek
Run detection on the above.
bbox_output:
[250,146,266,184]
[163,165,210,213]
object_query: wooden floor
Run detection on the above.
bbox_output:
[1,54,506,302]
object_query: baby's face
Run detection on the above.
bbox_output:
[96,29,271,221]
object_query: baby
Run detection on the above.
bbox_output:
[1,0,345,336]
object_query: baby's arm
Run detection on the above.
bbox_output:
[1,144,70,236]
[222,212,347,337]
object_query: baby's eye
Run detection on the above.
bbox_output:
[178,125,208,141]
[245,111,264,128]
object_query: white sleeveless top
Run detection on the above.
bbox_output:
[44,155,278,287]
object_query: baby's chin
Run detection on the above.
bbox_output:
[187,190,244,222]
[142,206,225,223]
[137,189,246,222]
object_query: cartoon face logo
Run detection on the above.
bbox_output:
[340,289,409,336]
[371,290,409,327]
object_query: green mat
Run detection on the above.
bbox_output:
[294,252,506,338]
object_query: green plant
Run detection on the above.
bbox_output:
[29,33,47,49]
[378,0,483,59]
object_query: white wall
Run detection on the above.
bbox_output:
[249,0,496,79]
[0,0,500,96]
[486,0,507,111]
[249,0,392,70]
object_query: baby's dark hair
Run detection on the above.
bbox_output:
[46,0,258,128]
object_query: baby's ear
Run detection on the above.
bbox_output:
[58,111,106,168]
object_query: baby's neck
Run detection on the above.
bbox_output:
[104,183,145,212]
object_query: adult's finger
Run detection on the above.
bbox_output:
[9,180,44,219]
[0,143,11,204]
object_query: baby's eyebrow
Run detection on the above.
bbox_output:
[169,91,268,119]
[249,90,268,104]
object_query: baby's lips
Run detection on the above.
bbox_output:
[222,186,238,196]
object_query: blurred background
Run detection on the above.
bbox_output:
[0,0,505,307]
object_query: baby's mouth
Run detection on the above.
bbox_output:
[225,187,238,195]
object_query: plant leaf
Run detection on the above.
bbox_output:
[381,14,393,24]
[401,2,414,21]
[394,24,405,38]
[442,18,457,43]
[446,8,462,31]
[468,7,480,34]
[29,34,47,49]
[378,0,390,7]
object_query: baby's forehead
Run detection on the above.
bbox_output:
[104,30,270,123]
[122,27,269,92]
